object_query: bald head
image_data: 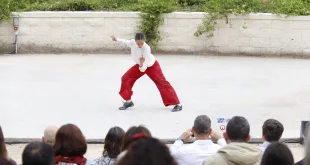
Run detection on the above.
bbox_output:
[42,126,58,146]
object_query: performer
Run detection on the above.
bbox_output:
[111,33,182,112]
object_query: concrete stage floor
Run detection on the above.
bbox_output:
[0,54,310,140]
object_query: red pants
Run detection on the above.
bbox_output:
[119,61,180,106]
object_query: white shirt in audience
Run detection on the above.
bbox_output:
[170,138,226,165]
[258,141,271,152]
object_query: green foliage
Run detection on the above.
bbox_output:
[272,0,310,16]
[194,0,310,37]
[138,0,177,48]
[0,0,11,21]
[178,0,208,6]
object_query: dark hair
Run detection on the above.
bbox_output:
[135,33,145,40]
[0,126,7,159]
[262,119,284,142]
[54,124,87,157]
[226,116,250,141]
[194,115,211,135]
[103,126,125,158]
[121,125,152,151]
[22,142,55,165]
[117,138,177,165]
[261,142,294,165]
[0,157,13,165]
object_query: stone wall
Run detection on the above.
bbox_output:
[1,11,310,56]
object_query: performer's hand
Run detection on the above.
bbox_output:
[180,129,193,143]
[111,35,117,41]
[210,129,222,142]
[139,57,145,65]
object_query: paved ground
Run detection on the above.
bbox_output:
[1,54,310,140]
[1,54,309,164]
[5,143,305,164]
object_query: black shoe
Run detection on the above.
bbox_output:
[171,105,182,112]
[119,101,134,110]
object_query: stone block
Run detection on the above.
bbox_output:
[31,26,52,36]
[214,37,250,47]
[271,20,293,30]
[0,27,15,36]
[239,47,263,56]
[72,44,84,54]
[50,26,73,37]
[160,27,177,37]
[104,18,127,27]
[40,18,63,27]
[126,18,139,27]
[165,36,190,46]
[72,26,97,36]
[270,38,291,48]
[52,44,72,54]
[30,36,51,45]
[23,18,42,27]
[167,19,191,27]
[18,43,32,53]
[218,46,239,55]
[301,30,310,40]
[18,26,32,36]
[62,18,84,27]
[83,18,105,27]
[17,36,32,44]
[215,19,231,28]
[0,36,15,44]
[0,20,12,28]
[303,49,310,57]
[112,27,135,36]
[50,35,73,45]
[242,20,273,29]
[218,28,240,38]
[250,38,271,48]
[31,44,53,53]
[291,21,310,30]
[290,48,303,56]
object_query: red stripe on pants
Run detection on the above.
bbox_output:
[119,61,180,106]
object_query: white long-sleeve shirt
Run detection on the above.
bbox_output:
[170,139,227,165]
[258,141,270,152]
[116,38,156,72]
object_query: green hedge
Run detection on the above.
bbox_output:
[1,0,310,48]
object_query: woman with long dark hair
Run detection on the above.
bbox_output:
[94,126,125,165]
[116,138,178,165]
[0,126,16,165]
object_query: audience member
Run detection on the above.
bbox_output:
[95,126,125,165]
[116,137,177,165]
[22,142,55,165]
[42,125,58,146]
[116,125,152,162]
[170,115,226,165]
[259,119,284,152]
[54,123,94,165]
[0,157,13,165]
[203,116,262,165]
[0,126,17,165]
[261,142,294,165]
[295,124,310,165]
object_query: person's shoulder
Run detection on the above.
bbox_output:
[9,158,17,165]
[295,159,304,165]
[203,153,221,165]
[86,159,96,165]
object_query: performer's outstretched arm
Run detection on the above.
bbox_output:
[111,35,134,48]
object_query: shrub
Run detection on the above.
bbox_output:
[138,0,177,48]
